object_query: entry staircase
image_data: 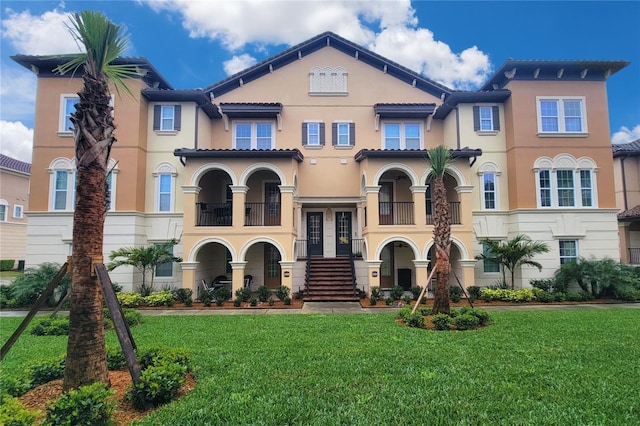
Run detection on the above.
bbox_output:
[304,256,359,301]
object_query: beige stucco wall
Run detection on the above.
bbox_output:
[0,168,29,265]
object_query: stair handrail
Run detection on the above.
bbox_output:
[349,238,358,297]
[304,239,311,297]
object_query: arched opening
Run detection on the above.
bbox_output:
[244,242,282,289]
[197,169,234,226]
[245,170,282,226]
[425,172,461,225]
[379,239,418,290]
[377,170,414,225]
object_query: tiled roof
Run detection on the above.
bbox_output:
[612,139,640,157]
[0,154,31,174]
[354,148,482,162]
[618,204,640,220]
[174,148,304,162]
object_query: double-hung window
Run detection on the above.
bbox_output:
[332,122,355,147]
[53,170,75,211]
[383,123,421,149]
[482,173,496,209]
[234,122,274,149]
[559,240,578,265]
[155,245,174,278]
[482,242,501,273]
[0,202,7,222]
[153,105,181,132]
[13,205,23,219]
[302,122,325,146]
[537,97,586,134]
[59,95,79,133]
[536,168,594,208]
[158,174,173,212]
[473,106,500,132]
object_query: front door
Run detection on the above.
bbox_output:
[380,244,394,288]
[307,212,323,256]
[264,183,281,226]
[264,244,281,289]
[335,212,352,256]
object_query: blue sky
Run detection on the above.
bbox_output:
[1,0,639,162]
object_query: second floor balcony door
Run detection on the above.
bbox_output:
[265,183,281,226]
[379,182,394,225]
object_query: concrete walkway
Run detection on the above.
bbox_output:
[2,301,639,317]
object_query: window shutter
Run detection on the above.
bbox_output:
[473,106,480,131]
[301,123,308,145]
[332,123,337,146]
[174,105,181,131]
[153,105,161,130]
[492,106,500,131]
[319,123,325,145]
[349,123,355,146]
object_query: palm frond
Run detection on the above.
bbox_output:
[428,145,451,179]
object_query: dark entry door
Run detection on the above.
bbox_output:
[335,212,352,256]
[264,244,281,289]
[307,212,323,256]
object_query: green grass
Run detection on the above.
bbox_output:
[2,309,639,425]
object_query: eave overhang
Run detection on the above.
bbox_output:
[481,59,629,91]
[612,140,640,158]
[11,54,173,90]
[220,103,283,119]
[618,204,640,221]
[174,148,304,163]
[142,89,221,118]
[354,148,482,162]
[433,90,511,119]
[374,103,436,119]
[205,31,452,99]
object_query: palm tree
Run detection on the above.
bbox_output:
[107,240,182,296]
[428,146,452,314]
[476,234,550,289]
[55,11,139,391]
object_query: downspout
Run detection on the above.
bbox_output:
[454,106,461,149]
[194,104,200,149]
[621,156,628,211]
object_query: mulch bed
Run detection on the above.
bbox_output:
[360,298,624,309]
[138,299,304,310]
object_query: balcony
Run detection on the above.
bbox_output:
[245,202,281,226]
[630,248,640,265]
[197,202,232,226]
[426,201,461,225]
[379,202,414,225]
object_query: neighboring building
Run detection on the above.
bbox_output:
[13,32,629,295]
[0,154,31,269]
[613,139,640,265]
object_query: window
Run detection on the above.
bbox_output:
[0,201,7,222]
[482,242,501,273]
[153,105,181,132]
[559,240,578,265]
[534,155,597,208]
[383,123,421,149]
[53,170,76,211]
[155,245,174,278]
[302,122,325,146]
[332,122,355,147]
[59,95,79,133]
[537,97,586,134]
[154,163,177,213]
[13,205,23,219]
[482,173,496,209]
[473,106,500,132]
[234,122,274,149]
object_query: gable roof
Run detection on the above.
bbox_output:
[612,139,640,158]
[481,59,629,91]
[0,154,31,175]
[205,31,452,100]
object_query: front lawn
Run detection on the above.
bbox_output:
[1,309,639,425]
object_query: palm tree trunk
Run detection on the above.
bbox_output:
[432,177,451,314]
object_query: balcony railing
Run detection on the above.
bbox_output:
[245,202,281,226]
[426,201,461,225]
[379,202,414,225]
[197,202,232,226]
[295,238,365,259]
[630,248,640,265]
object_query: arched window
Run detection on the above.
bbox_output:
[154,163,178,212]
[478,162,501,210]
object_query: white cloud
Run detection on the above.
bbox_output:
[0,64,36,125]
[612,125,640,145]
[0,121,33,163]
[143,0,490,89]
[1,8,80,55]
[223,54,258,76]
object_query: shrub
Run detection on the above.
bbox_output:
[127,362,186,409]
[614,287,640,301]
[144,290,174,307]
[116,292,144,308]
[213,287,231,306]
[390,285,404,301]
[370,286,381,299]
[529,278,556,292]
[449,286,462,302]
[406,313,425,329]
[30,316,69,336]
[295,289,304,300]
[233,297,242,307]
[106,346,127,370]
[533,288,554,303]
[28,356,65,387]
[268,297,275,306]
[418,307,433,316]
[7,262,70,308]
[410,286,422,301]
[173,288,193,306]
[0,259,15,271]
[454,314,480,330]
[0,369,31,397]
[235,287,251,302]
[275,286,290,301]
[43,382,115,426]
[402,295,413,304]
[0,396,38,426]
[257,285,271,302]
[136,347,190,371]
[396,307,413,322]
[199,289,212,306]
[283,296,292,305]
[385,297,394,306]
[431,313,452,331]
[369,296,378,306]
[250,297,258,306]
[553,292,567,302]
[466,286,481,302]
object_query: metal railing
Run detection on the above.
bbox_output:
[351,238,364,258]
[245,202,281,226]
[295,239,308,258]
[197,202,232,226]
[426,201,461,225]
[379,202,414,225]
[630,248,640,265]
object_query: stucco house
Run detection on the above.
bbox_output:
[613,139,640,265]
[0,154,30,270]
[12,32,629,297]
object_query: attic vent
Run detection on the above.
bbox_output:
[309,66,348,96]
